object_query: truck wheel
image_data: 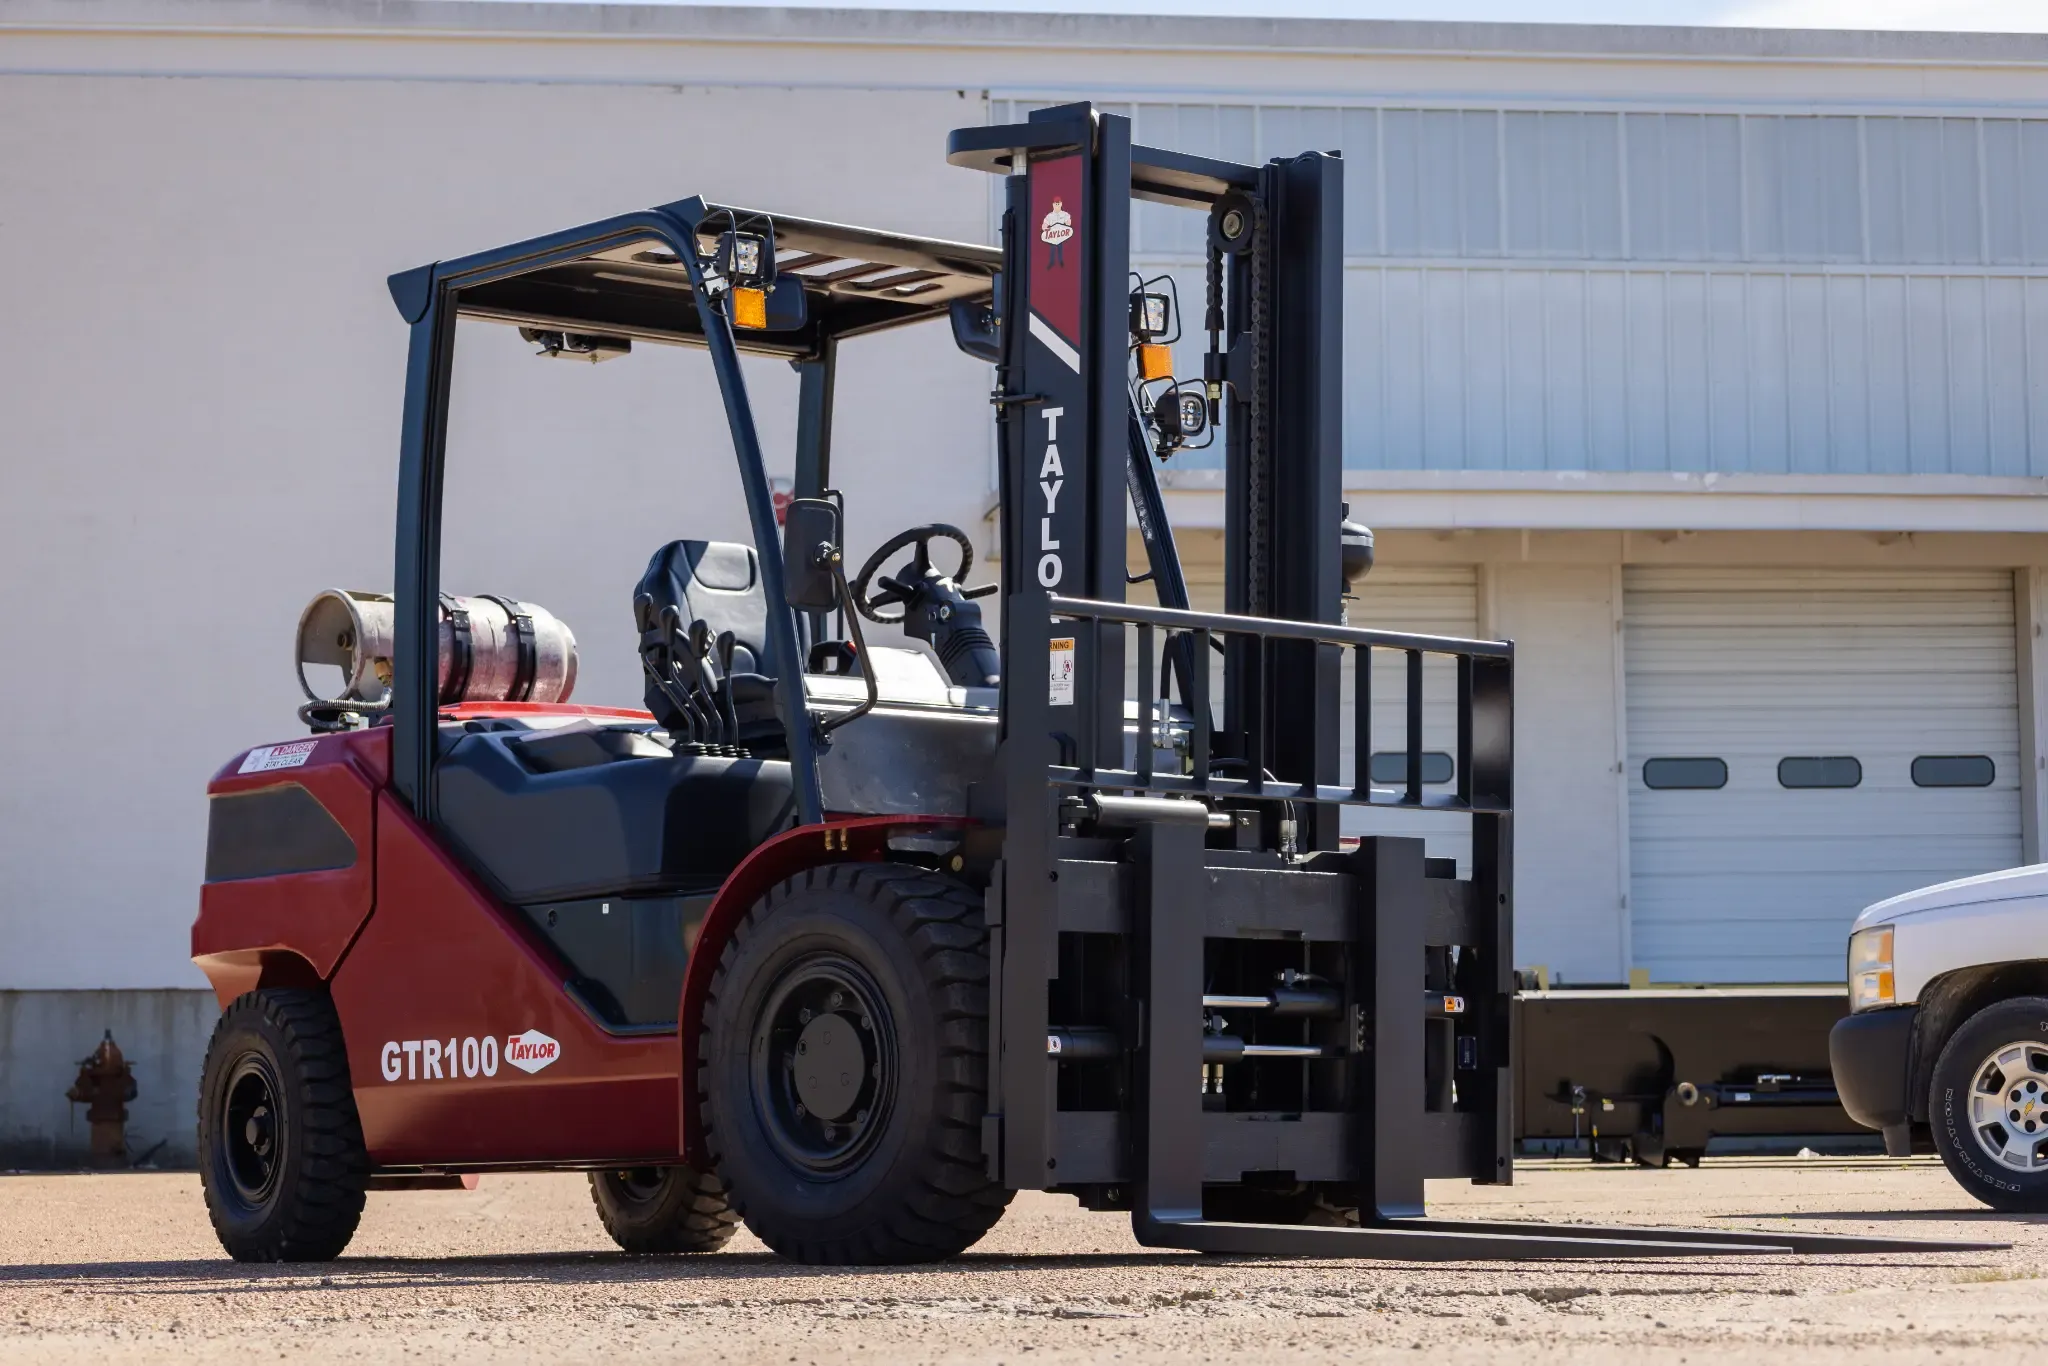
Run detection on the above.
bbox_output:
[588,1166,738,1253]
[1930,995,2048,1212]
[197,989,369,1261]
[699,862,1013,1264]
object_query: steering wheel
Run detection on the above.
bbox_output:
[851,524,977,624]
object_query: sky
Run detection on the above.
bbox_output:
[579,0,2048,30]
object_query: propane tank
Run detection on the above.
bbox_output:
[297,589,578,707]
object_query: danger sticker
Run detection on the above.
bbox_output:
[1048,637,1076,707]
[238,740,318,774]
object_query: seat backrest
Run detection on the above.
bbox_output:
[634,540,772,676]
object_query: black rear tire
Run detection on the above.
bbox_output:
[197,989,369,1261]
[1930,995,2048,1213]
[699,862,1012,1265]
[588,1166,738,1253]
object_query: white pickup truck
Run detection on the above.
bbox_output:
[1832,864,2048,1210]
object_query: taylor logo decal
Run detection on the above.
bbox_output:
[1040,197,1073,268]
[504,1029,561,1075]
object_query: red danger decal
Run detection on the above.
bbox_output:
[1028,152,1084,350]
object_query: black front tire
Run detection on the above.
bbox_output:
[197,989,369,1261]
[588,1166,738,1253]
[699,862,1012,1265]
[1930,995,2048,1213]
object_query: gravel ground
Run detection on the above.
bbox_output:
[1,1157,2041,1363]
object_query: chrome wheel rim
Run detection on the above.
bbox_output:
[1967,1040,2048,1174]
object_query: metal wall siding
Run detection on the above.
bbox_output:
[1005,98,2048,266]
[997,98,2048,476]
[1335,267,2048,475]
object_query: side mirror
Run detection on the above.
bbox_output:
[950,290,1000,363]
[762,276,810,331]
[781,498,843,612]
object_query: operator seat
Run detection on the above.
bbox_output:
[634,539,782,743]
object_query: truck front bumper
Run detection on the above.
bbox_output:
[1828,1005,1919,1157]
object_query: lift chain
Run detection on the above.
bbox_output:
[1245,193,1272,617]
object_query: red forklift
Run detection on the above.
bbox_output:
[192,103,1979,1264]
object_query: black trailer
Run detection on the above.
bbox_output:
[1515,986,1866,1166]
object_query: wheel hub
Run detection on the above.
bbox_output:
[221,1054,285,1206]
[1967,1040,2048,1174]
[753,953,895,1176]
[793,1013,866,1122]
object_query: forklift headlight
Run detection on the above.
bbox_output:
[719,230,771,286]
[1132,290,1171,340]
[1152,386,1207,444]
[1848,925,1895,1012]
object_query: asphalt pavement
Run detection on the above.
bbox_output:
[1,1156,2038,1362]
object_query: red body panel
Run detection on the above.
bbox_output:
[192,707,970,1170]
[675,814,969,1164]
[192,729,390,1009]
[330,792,679,1167]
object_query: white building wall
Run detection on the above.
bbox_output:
[1485,563,1630,983]
[0,73,989,989]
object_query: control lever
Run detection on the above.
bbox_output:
[686,619,724,744]
[638,595,702,741]
[712,629,741,743]
[657,604,714,742]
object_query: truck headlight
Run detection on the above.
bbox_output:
[1848,925,1895,1012]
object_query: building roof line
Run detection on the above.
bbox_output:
[9,0,2048,70]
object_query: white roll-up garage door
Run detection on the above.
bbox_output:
[1180,562,1480,873]
[1625,567,2023,984]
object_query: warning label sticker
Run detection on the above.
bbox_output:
[1048,637,1076,707]
[238,740,319,774]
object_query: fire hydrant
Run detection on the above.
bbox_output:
[66,1031,137,1167]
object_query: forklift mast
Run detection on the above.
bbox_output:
[950,104,1522,1241]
